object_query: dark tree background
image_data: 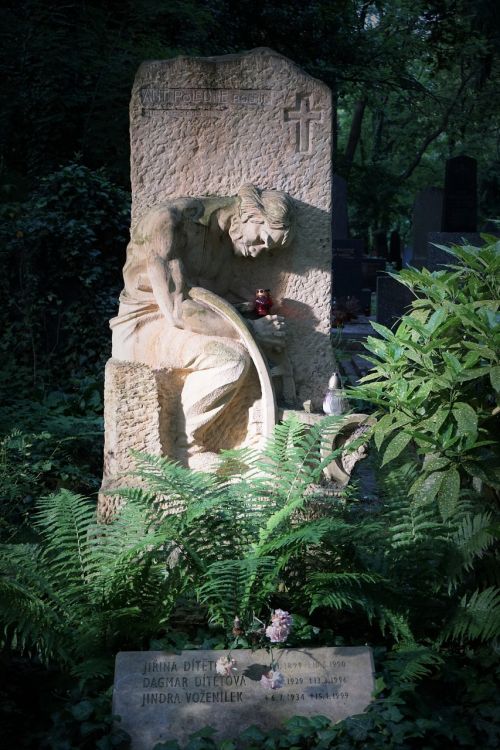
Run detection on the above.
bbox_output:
[0,0,499,388]
[0,6,499,748]
[2,1,499,211]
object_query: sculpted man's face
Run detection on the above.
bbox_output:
[230,217,286,259]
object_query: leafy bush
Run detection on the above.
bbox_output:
[0,162,130,389]
[353,237,500,518]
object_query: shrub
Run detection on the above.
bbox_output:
[0,162,130,389]
[353,237,500,518]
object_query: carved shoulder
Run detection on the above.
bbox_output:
[132,198,206,245]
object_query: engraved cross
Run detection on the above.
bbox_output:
[284,95,322,153]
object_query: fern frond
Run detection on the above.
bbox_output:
[385,643,443,684]
[0,543,69,662]
[449,512,496,581]
[197,557,276,625]
[71,656,114,682]
[376,606,415,641]
[254,416,346,505]
[258,517,353,555]
[306,571,384,612]
[129,450,217,504]
[441,586,500,643]
[34,490,96,595]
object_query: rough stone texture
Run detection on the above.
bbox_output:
[130,48,334,408]
[99,359,182,520]
[113,647,374,748]
[99,49,336,512]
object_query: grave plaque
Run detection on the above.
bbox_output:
[362,258,386,291]
[113,647,374,748]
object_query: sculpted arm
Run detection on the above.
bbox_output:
[145,209,187,329]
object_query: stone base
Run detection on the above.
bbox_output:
[98,356,265,521]
[98,359,183,521]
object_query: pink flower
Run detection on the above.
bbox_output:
[215,656,237,676]
[260,669,285,689]
[265,609,292,642]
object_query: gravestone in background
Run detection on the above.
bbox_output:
[421,156,480,272]
[362,258,386,292]
[373,230,388,260]
[412,187,443,268]
[331,174,366,309]
[376,275,413,329]
[389,230,402,269]
[441,155,478,233]
[113,647,375,748]
[332,239,365,303]
[332,174,349,240]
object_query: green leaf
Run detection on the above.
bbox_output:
[364,335,389,359]
[437,469,460,520]
[373,413,411,451]
[381,432,412,467]
[426,308,447,333]
[411,471,445,504]
[369,320,397,341]
[490,365,500,392]
[423,456,450,473]
[373,413,395,451]
[70,700,94,721]
[442,351,462,376]
[452,402,478,439]
[239,726,266,742]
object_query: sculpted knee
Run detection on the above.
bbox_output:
[200,339,251,377]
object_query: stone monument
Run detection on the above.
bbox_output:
[98,49,338,519]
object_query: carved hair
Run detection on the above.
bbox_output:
[237,184,295,245]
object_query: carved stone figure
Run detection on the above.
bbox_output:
[110,184,295,470]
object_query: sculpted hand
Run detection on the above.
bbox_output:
[252,315,286,349]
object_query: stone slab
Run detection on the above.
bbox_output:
[113,647,374,748]
[361,258,386,291]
